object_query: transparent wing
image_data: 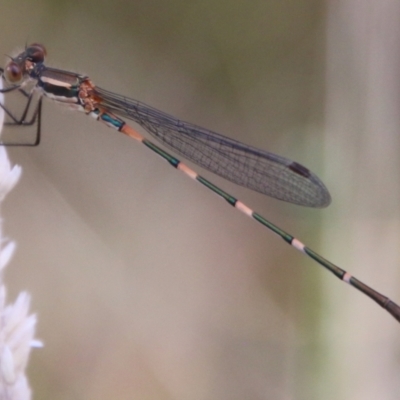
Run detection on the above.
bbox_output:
[95,87,331,207]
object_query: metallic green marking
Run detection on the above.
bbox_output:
[252,212,293,243]
[196,176,237,206]
[143,140,179,167]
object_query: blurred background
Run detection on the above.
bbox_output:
[1,1,400,399]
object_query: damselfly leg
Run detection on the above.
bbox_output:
[0,69,42,146]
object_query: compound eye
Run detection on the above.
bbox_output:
[4,61,23,83]
[26,43,47,63]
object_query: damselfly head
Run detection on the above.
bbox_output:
[4,43,47,84]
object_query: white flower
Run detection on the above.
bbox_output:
[0,75,41,400]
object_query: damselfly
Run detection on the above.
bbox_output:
[1,43,399,323]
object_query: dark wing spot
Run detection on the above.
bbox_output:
[288,162,311,178]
